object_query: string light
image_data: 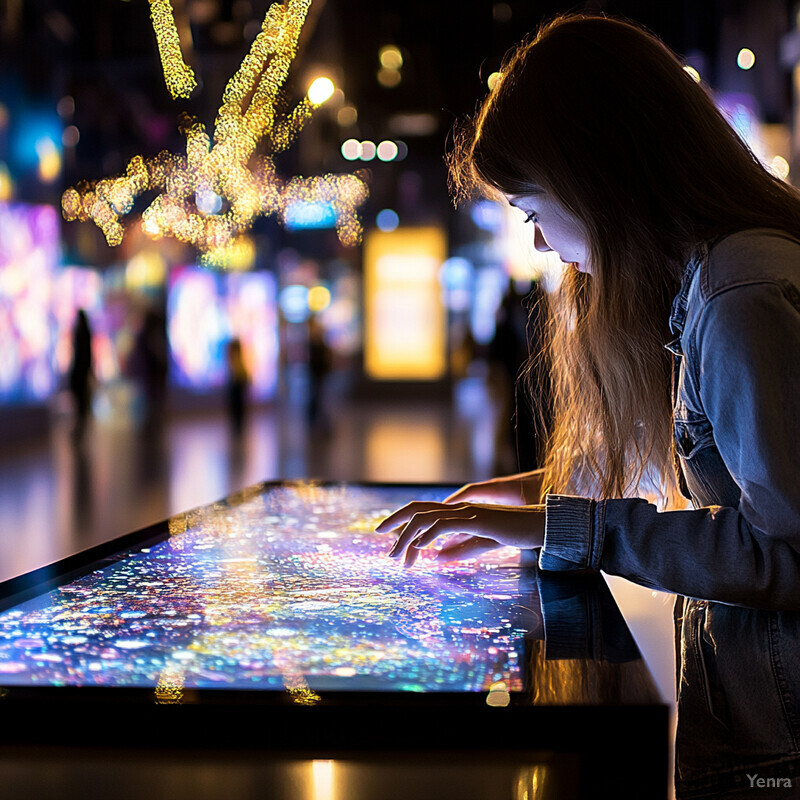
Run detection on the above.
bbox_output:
[148,0,197,99]
[62,0,368,268]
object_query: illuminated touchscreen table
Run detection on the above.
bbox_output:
[0,482,668,799]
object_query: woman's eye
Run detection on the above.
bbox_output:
[524,212,539,224]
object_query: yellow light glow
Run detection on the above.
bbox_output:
[379,45,403,70]
[487,71,502,91]
[308,285,331,312]
[336,105,357,127]
[311,760,335,800]
[308,76,335,105]
[683,65,701,83]
[486,680,511,707]
[126,251,168,289]
[62,0,368,266]
[365,418,445,482]
[770,155,790,180]
[377,67,402,88]
[36,137,61,183]
[0,162,13,201]
[737,48,755,70]
[364,226,447,381]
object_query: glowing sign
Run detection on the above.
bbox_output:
[364,227,447,381]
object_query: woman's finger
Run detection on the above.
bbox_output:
[387,505,472,558]
[406,514,478,552]
[436,535,502,562]
[375,501,448,533]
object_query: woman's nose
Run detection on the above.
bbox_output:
[533,225,552,253]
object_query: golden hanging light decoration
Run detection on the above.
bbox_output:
[62,0,368,268]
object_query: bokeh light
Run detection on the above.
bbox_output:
[377,67,402,88]
[307,76,335,105]
[376,140,398,161]
[360,140,376,161]
[308,284,331,313]
[379,45,403,70]
[683,65,701,83]
[770,155,790,181]
[35,137,60,183]
[337,105,358,127]
[737,48,755,70]
[61,125,80,148]
[341,138,361,160]
[376,208,399,232]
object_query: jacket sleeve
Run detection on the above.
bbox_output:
[539,281,800,610]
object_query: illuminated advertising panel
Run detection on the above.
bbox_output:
[0,203,59,404]
[364,227,446,381]
[167,266,279,400]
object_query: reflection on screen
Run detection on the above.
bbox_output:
[0,484,534,693]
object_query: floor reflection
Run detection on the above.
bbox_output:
[0,375,504,583]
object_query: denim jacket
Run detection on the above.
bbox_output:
[538,229,800,796]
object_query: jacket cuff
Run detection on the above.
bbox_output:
[539,494,604,571]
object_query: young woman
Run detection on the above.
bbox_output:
[377,14,800,798]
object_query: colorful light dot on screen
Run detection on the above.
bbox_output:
[737,48,755,70]
[487,71,502,91]
[376,209,399,232]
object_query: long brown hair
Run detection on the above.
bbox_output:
[449,13,800,501]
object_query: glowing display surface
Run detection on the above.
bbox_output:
[0,484,531,693]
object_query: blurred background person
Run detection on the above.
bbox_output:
[68,309,93,442]
[307,313,333,432]
[226,337,249,438]
[127,308,169,436]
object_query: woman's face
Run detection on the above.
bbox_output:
[505,191,591,273]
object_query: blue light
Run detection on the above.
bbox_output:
[470,200,504,232]
[284,201,337,230]
[376,208,399,232]
[279,284,310,323]
[12,110,62,170]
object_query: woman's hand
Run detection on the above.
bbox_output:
[443,470,545,506]
[376,501,545,567]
